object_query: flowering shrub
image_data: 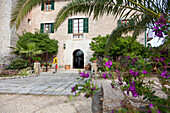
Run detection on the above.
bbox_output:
[32,57,41,61]
[101,48,170,112]
[153,13,169,38]
[71,71,100,98]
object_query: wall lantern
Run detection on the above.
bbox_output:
[63,44,66,49]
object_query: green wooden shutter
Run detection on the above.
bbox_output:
[117,20,121,27]
[68,19,73,34]
[40,23,44,33]
[83,18,89,33]
[51,0,54,10]
[130,19,135,30]
[51,23,54,33]
[41,3,44,11]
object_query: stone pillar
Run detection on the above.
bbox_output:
[34,62,40,75]
[91,63,98,75]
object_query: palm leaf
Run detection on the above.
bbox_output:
[10,0,47,29]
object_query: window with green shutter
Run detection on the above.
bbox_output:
[42,0,54,11]
[51,23,54,33]
[40,23,44,33]
[40,23,54,33]
[68,19,73,34]
[41,3,44,11]
[83,18,89,33]
[51,0,54,10]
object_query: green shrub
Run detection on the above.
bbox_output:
[6,59,29,70]
[89,57,97,62]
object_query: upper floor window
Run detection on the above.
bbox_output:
[117,19,135,30]
[40,23,54,33]
[68,18,89,39]
[41,0,54,11]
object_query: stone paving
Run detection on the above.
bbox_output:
[0,70,83,96]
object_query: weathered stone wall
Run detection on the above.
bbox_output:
[0,0,18,64]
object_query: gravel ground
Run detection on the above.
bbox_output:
[0,94,92,113]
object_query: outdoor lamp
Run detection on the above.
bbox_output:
[63,44,66,49]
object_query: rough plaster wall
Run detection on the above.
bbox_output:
[0,0,12,64]
[17,0,145,68]
[0,0,18,64]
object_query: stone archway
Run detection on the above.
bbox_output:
[73,49,84,69]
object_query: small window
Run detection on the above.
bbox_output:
[28,18,31,25]
[40,23,54,33]
[41,0,54,11]
[117,19,135,30]
[121,20,130,26]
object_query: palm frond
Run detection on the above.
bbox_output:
[54,0,148,30]
[10,0,47,29]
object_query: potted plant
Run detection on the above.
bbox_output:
[90,57,97,63]
[41,63,44,68]
[32,57,41,63]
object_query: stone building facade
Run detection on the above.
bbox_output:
[0,0,145,69]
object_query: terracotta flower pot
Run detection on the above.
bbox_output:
[65,65,70,70]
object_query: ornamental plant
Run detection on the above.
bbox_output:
[71,71,100,98]
[102,50,169,112]
[32,57,41,61]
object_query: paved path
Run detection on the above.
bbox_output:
[0,70,83,96]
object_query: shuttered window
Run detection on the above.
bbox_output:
[117,19,135,30]
[68,19,73,34]
[68,18,89,38]
[41,0,54,11]
[83,18,88,33]
[40,23,54,33]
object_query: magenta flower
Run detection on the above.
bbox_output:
[127,56,130,59]
[133,72,139,77]
[156,58,159,62]
[129,69,134,75]
[149,104,153,108]
[110,83,114,88]
[85,73,89,78]
[118,76,122,82]
[92,87,96,90]
[142,70,148,74]
[105,61,112,68]
[116,69,119,73]
[161,71,169,78]
[80,72,86,77]
[102,73,107,79]
[71,86,76,93]
[130,81,135,86]
[160,57,165,61]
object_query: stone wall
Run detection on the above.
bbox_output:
[0,0,18,64]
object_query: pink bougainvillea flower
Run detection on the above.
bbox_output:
[149,103,154,108]
[116,69,119,73]
[142,70,148,74]
[102,73,107,79]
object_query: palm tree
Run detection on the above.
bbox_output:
[10,0,169,54]
[10,42,43,65]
